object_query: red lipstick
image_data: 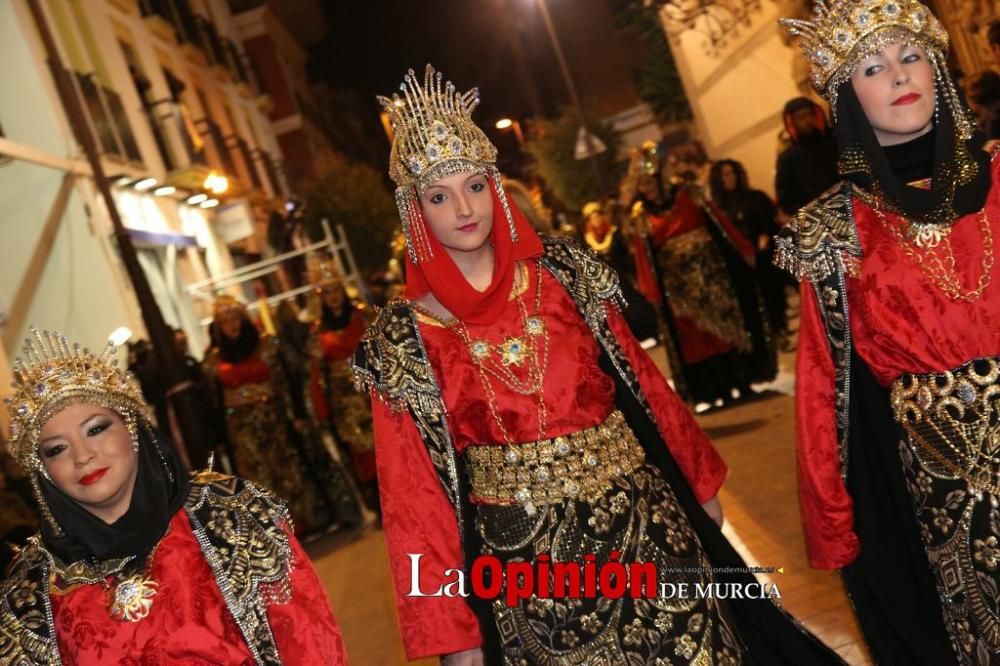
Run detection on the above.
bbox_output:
[892,93,921,106]
[80,467,109,486]
[457,222,478,232]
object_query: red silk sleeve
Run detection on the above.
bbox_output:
[796,283,861,569]
[269,531,349,664]
[606,304,728,503]
[371,396,483,660]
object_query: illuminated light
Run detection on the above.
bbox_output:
[199,198,220,209]
[495,118,514,130]
[133,177,158,191]
[203,171,229,195]
[187,193,208,205]
[108,327,133,347]
[153,186,176,196]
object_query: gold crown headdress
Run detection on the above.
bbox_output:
[306,255,344,292]
[378,65,518,264]
[5,328,149,473]
[620,141,661,203]
[780,0,948,108]
[378,64,498,190]
[212,294,246,319]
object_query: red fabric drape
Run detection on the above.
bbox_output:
[404,178,543,326]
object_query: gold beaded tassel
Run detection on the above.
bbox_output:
[490,166,520,245]
[395,186,434,263]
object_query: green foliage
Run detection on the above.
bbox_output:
[300,154,398,276]
[611,0,692,124]
[525,108,623,212]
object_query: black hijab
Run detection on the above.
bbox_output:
[211,317,261,363]
[320,299,355,332]
[39,425,190,566]
[834,75,991,226]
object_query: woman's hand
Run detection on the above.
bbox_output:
[701,495,724,527]
[441,647,485,666]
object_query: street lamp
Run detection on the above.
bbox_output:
[495,117,525,147]
[534,0,606,194]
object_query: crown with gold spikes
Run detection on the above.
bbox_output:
[4,328,149,472]
[212,294,247,319]
[378,64,498,190]
[306,255,344,293]
[780,0,948,102]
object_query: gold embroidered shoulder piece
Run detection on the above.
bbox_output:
[352,302,443,412]
[184,471,293,666]
[538,235,624,328]
[0,540,58,666]
[773,181,861,283]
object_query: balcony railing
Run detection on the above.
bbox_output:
[169,0,200,46]
[195,16,227,68]
[138,0,173,21]
[229,135,262,190]
[227,0,265,14]
[74,72,142,163]
[223,38,250,86]
[255,149,284,198]
[145,99,207,172]
[196,118,236,176]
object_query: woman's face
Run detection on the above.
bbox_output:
[217,311,243,339]
[851,42,935,146]
[720,164,739,192]
[38,403,139,524]
[637,175,660,201]
[418,171,494,255]
[322,286,346,311]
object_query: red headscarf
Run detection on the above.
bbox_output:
[404,177,544,326]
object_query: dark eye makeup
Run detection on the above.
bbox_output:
[86,420,111,437]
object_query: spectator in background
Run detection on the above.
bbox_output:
[775,97,840,217]
[965,69,1000,145]
[710,159,788,341]
[988,20,1000,69]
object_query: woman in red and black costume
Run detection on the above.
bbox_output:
[629,143,776,405]
[307,260,381,517]
[0,329,346,664]
[777,1,1000,663]
[355,64,840,666]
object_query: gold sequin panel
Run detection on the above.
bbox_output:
[223,382,275,408]
[891,357,1000,664]
[472,461,743,665]
[464,410,645,507]
[658,227,750,354]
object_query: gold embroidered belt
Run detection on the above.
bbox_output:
[223,382,274,408]
[890,357,1000,495]
[464,410,645,506]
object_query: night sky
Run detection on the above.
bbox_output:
[307,0,643,166]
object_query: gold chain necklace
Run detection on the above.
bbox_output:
[413,262,550,444]
[874,205,995,303]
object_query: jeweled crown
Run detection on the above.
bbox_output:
[307,255,343,292]
[378,64,498,190]
[5,328,149,471]
[780,0,948,99]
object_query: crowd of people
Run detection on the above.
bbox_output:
[5,0,1000,664]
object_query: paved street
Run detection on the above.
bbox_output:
[308,309,871,665]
